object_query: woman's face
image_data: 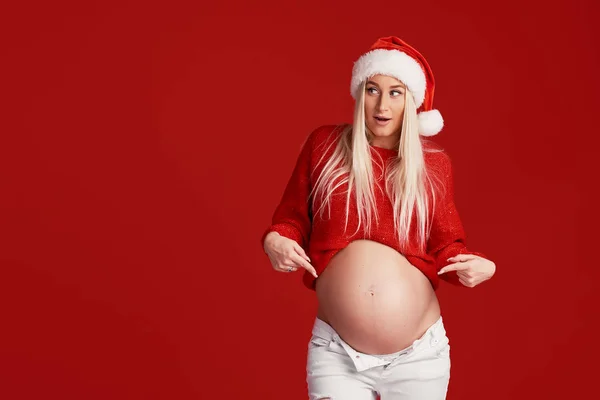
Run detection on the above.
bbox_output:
[364,74,406,148]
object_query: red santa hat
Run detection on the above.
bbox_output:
[350,36,443,136]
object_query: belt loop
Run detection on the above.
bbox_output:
[332,333,340,344]
[430,325,439,346]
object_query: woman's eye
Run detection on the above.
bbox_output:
[392,90,403,96]
[367,87,378,94]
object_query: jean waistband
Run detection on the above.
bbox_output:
[311,315,445,357]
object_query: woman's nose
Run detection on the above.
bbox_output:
[378,96,390,112]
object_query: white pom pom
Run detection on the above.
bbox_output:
[418,109,444,136]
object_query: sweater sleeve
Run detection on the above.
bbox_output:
[260,128,318,251]
[427,152,487,286]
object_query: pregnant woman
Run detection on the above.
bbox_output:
[261,36,496,400]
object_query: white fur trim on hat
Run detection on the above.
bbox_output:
[417,109,444,136]
[351,49,427,107]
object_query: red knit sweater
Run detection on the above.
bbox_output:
[261,124,486,291]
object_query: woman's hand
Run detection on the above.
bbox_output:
[438,254,495,288]
[263,232,318,278]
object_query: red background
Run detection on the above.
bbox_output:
[1,1,597,399]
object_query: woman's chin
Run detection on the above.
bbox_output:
[367,125,396,137]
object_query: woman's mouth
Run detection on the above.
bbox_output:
[374,116,391,126]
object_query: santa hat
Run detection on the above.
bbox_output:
[350,36,443,136]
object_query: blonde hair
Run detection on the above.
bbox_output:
[310,80,444,252]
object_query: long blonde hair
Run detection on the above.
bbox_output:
[310,80,444,252]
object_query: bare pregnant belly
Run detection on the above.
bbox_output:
[315,240,441,355]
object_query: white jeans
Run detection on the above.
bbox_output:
[306,316,451,400]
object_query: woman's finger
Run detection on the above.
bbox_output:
[290,252,318,278]
[278,265,297,272]
[293,242,311,262]
[275,261,297,273]
[459,276,475,288]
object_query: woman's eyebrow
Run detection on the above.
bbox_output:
[366,81,406,89]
